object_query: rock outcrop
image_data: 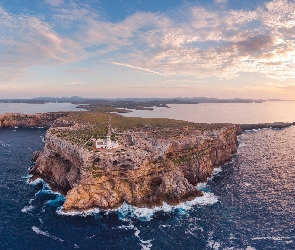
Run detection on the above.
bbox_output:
[0,113,67,128]
[31,119,240,211]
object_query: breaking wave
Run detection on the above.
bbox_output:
[32,226,64,242]
[56,190,218,221]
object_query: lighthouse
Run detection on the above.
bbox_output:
[95,118,119,150]
[106,119,112,149]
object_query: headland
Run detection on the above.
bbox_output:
[2,110,294,212]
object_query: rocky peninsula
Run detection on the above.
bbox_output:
[0,113,67,128]
[28,112,241,211]
[3,111,295,211]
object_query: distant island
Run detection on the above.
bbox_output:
[1,96,292,113]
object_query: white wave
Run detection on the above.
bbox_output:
[252,236,291,241]
[28,178,45,185]
[86,235,96,239]
[21,205,34,213]
[196,182,208,190]
[176,192,218,209]
[118,202,165,221]
[57,190,218,221]
[207,240,221,250]
[121,221,153,250]
[211,166,222,176]
[205,166,224,183]
[185,225,204,237]
[32,226,64,242]
[159,224,171,228]
[0,141,10,147]
[32,180,62,197]
[56,207,101,217]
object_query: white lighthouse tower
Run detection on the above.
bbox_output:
[95,118,119,149]
[106,119,112,149]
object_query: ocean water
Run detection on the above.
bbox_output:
[1,125,295,249]
[0,102,81,115]
[122,101,295,124]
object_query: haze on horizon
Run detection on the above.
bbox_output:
[1,0,295,100]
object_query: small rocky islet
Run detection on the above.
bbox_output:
[1,111,290,212]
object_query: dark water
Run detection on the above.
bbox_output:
[1,127,295,250]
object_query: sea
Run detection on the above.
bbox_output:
[1,102,295,250]
[122,101,295,124]
[0,102,81,115]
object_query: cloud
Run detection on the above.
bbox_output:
[93,0,295,80]
[2,0,295,86]
[45,0,63,7]
[214,0,227,3]
[128,85,198,89]
[111,62,166,76]
[65,68,97,73]
[0,5,86,82]
[156,79,205,83]
[62,81,88,85]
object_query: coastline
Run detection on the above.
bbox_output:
[239,122,295,131]
[3,110,295,213]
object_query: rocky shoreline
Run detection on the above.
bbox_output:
[1,112,294,131]
[28,112,241,211]
[0,113,68,128]
[239,122,295,130]
[3,112,295,212]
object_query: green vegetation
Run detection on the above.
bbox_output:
[49,110,231,146]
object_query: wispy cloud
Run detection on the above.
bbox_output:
[45,0,63,7]
[111,62,166,76]
[65,68,97,73]
[156,79,205,83]
[128,85,198,89]
[62,81,88,85]
[0,5,86,81]
[2,0,295,89]
[214,0,228,4]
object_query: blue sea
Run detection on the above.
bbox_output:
[1,103,295,249]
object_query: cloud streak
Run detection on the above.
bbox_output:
[2,0,295,94]
[111,62,166,76]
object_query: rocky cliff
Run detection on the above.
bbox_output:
[0,113,68,128]
[30,114,241,212]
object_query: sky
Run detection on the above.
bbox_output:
[1,0,295,99]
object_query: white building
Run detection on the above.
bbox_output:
[95,119,119,149]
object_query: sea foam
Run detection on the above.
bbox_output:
[21,205,34,213]
[32,226,64,242]
[57,189,218,221]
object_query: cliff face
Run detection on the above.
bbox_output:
[31,121,240,211]
[0,113,67,128]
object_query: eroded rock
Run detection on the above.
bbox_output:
[31,121,240,212]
